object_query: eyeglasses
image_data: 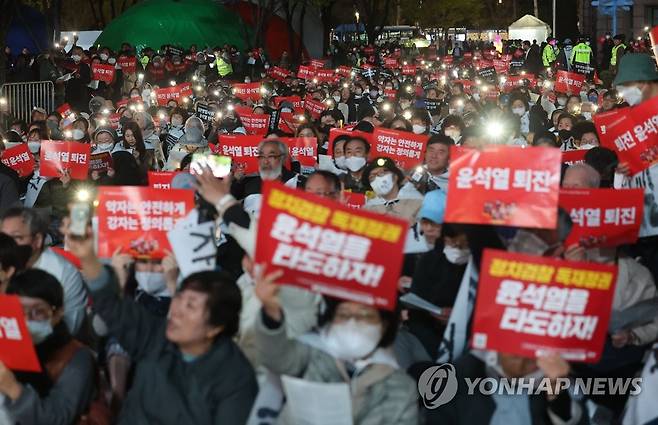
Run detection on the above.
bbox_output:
[334,310,380,324]
[257,154,282,161]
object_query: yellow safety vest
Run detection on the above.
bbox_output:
[571,43,592,64]
[215,57,233,77]
[611,44,625,66]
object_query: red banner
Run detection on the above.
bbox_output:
[384,88,397,98]
[0,295,41,372]
[442,55,454,65]
[255,181,408,310]
[56,103,74,120]
[232,82,262,102]
[148,171,181,189]
[89,152,113,173]
[303,96,327,120]
[554,70,586,95]
[445,146,561,228]
[217,134,262,175]
[343,191,366,209]
[384,58,398,69]
[281,137,317,167]
[238,110,270,135]
[1,143,34,177]
[117,55,137,74]
[274,96,303,110]
[91,63,116,84]
[402,64,416,76]
[559,188,644,248]
[154,83,193,106]
[316,69,338,83]
[310,59,326,69]
[106,113,121,129]
[371,127,428,169]
[593,97,658,175]
[39,141,91,180]
[561,149,587,166]
[502,75,535,92]
[335,66,353,77]
[268,66,293,81]
[96,186,194,259]
[297,65,316,80]
[472,249,617,363]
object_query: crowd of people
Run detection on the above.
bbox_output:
[0,30,657,425]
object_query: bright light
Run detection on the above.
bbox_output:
[159,113,166,120]
[482,86,489,92]
[441,64,446,69]
[312,78,318,84]
[102,108,109,114]
[521,71,526,75]
[543,80,552,88]
[64,130,72,138]
[499,76,507,84]
[227,104,234,111]
[170,80,176,86]
[55,43,60,48]
[98,119,106,126]
[192,75,198,81]
[403,110,412,120]
[182,97,189,103]
[76,189,91,202]
[297,115,306,122]
[456,99,464,107]
[213,90,220,96]
[325,99,334,107]
[416,76,421,82]
[138,73,144,80]
[260,86,268,94]
[475,79,481,85]
[486,121,504,138]
[592,104,598,112]
[421,60,425,65]
[137,104,144,111]
[343,82,349,88]
[403,61,408,66]
[0,98,6,105]
[64,36,69,41]
[382,103,391,112]
[405,85,413,93]
[645,26,650,31]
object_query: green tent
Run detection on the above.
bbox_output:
[94,0,247,51]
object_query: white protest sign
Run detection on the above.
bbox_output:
[167,210,216,278]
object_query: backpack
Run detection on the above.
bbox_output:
[45,339,113,425]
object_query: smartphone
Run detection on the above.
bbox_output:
[69,203,91,236]
[190,153,231,178]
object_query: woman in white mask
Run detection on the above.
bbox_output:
[339,136,371,193]
[253,268,418,425]
[1,269,95,424]
[363,157,423,223]
[508,95,530,136]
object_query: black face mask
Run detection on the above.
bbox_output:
[558,129,573,141]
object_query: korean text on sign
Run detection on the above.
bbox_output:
[372,128,428,169]
[96,186,194,259]
[471,249,617,363]
[445,146,561,229]
[255,181,408,310]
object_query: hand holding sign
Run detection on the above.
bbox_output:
[254,266,285,321]
[0,361,22,401]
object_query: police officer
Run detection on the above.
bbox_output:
[542,37,558,69]
[571,36,593,77]
[610,34,627,74]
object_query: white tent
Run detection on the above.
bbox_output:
[508,15,551,43]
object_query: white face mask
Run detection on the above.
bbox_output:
[135,271,167,295]
[512,107,526,116]
[580,143,596,150]
[100,53,109,61]
[108,57,116,65]
[371,173,395,196]
[333,95,341,103]
[345,156,366,172]
[27,320,53,344]
[557,97,567,106]
[412,124,426,134]
[618,85,643,106]
[28,141,41,153]
[443,245,470,265]
[171,117,184,127]
[71,54,81,63]
[334,156,347,170]
[93,142,114,153]
[142,90,152,102]
[582,112,592,121]
[444,129,461,142]
[322,319,382,361]
[72,129,85,140]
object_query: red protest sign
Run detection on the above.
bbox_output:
[471,249,617,363]
[343,191,366,209]
[1,143,35,177]
[0,295,41,372]
[554,70,586,95]
[89,152,113,173]
[232,82,262,102]
[117,55,137,74]
[335,66,352,77]
[594,98,658,175]
[255,181,408,310]
[268,66,293,81]
[442,56,454,65]
[327,128,373,156]
[107,113,121,129]
[559,188,644,248]
[384,57,398,69]
[274,96,303,110]
[148,171,180,189]
[297,65,316,80]
[303,96,327,120]
[217,134,262,175]
[91,63,116,84]
[310,59,326,69]
[154,83,193,106]
[402,64,416,76]
[445,146,561,228]
[96,186,195,259]
[372,128,428,169]
[561,149,587,166]
[238,110,270,135]
[39,141,91,180]
[281,137,317,167]
[384,88,397,98]
[316,69,337,83]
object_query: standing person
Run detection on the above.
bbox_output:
[64,223,258,424]
[571,37,593,75]
[542,37,558,69]
[64,46,91,112]
[610,34,627,75]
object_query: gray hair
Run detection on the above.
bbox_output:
[0,207,48,237]
[564,163,601,188]
[258,139,288,159]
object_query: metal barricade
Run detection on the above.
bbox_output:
[0,81,55,123]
